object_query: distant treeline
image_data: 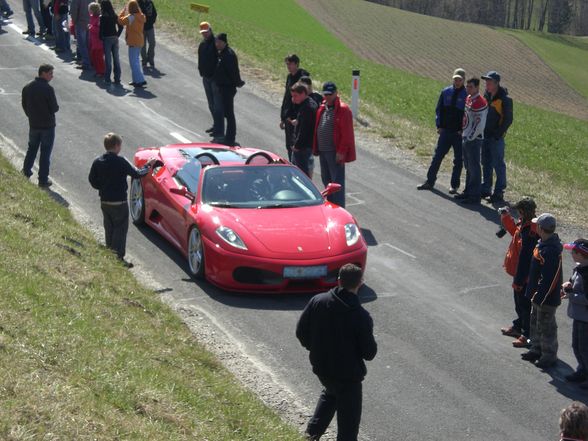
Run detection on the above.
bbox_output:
[367,0,588,35]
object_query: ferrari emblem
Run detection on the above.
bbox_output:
[297,246,303,252]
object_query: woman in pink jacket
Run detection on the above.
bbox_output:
[88,2,105,76]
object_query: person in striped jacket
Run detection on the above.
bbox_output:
[455,77,487,204]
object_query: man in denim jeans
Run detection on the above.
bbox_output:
[481,71,513,204]
[21,64,59,187]
[70,0,91,69]
[22,0,45,35]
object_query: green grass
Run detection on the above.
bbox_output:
[0,156,303,439]
[158,0,588,196]
[504,29,588,100]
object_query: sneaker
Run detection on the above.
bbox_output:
[501,326,521,337]
[21,169,32,178]
[120,259,134,268]
[211,137,225,144]
[535,358,557,369]
[521,351,541,362]
[205,127,214,133]
[512,336,531,348]
[4,10,14,18]
[22,29,34,35]
[481,191,491,199]
[449,187,458,194]
[417,181,434,191]
[488,194,505,204]
[38,179,53,188]
[454,193,468,200]
[565,371,587,383]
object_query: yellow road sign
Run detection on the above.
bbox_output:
[190,3,209,13]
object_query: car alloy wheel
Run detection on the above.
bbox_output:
[188,226,205,279]
[130,178,145,225]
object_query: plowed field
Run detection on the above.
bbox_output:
[296,0,588,120]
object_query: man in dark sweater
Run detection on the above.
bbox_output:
[21,64,59,187]
[212,33,245,146]
[280,54,309,161]
[481,71,513,203]
[296,264,377,441]
[88,133,154,267]
[138,0,157,68]
[197,21,217,133]
[290,82,317,177]
[417,68,467,193]
[521,213,563,369]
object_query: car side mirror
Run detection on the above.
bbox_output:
[321,183,341,198]
[170,186,195,202]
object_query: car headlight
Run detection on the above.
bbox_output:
[345,223,360,246]
[216,226,247,250]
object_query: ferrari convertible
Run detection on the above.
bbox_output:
[130,143,367,293]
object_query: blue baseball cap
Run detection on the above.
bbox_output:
[482,71,501,82]
[322,82,337,95]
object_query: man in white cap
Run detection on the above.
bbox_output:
[417,68,467,194]
[197,21,217,134]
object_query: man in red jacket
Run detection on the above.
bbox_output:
[312,82,356,208]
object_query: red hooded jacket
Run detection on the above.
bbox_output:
[312,97,356,164]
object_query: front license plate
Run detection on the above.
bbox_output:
[283,265,328,279]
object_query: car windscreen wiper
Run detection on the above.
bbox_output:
[207,202,237,208]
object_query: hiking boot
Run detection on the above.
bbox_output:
[535,358,557,369]
[565,371,587,383]
[21,169,32,178]
[521,351,541,362]
[38,179,53,188]
[449,187,458,194]
[417,181,434,191]
[512,336,531,348]
[501,326,521,338]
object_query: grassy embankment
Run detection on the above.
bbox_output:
[158,0,587,224]
[504,29,588,100]
[0,155,303,439]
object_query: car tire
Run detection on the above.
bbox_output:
[130,177,145,225]
[187,226,205,279]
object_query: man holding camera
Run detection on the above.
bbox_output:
[498,198,539,348]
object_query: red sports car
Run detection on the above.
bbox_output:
[130,143,367,293]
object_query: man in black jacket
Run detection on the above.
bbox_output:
[22,64,59,187]
[296,264,377,441]
[290,82,317,177]
[280,54,309,161]
[481,71,513,203]
[212,33,245,146]
[197,21,216,133]
[139,0,157,68]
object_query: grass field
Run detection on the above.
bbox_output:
[0,156,304,440]
[504,29,588,100]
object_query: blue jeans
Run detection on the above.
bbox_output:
[75,26,90,68]
[426,129,462,189]
[319,150,346,208]
[573,320,588,375]
[22,0,44,33]
[292,148,312,177]
[462,138,482,199]
[481,137,507,196]
[0,0,13,15]
[103,36,121,82]
[53,13,69,50]
[23,127,55,183]
[128,46,145,83]
[202,76,215,120]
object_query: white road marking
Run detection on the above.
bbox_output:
[169,132,192,144]
[383,242,417,259]
[346,192,364,206]
[0,88,19,95]
[459,284,501,295]
[139,101,204,140]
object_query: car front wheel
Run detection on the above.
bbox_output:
[188,226,205,279]
[130,178,145,225]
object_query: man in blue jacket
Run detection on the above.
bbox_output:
[296,264,377,441]
[417,68,466,194]
[521,213,563,369]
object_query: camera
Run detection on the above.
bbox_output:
[496,227,507,238]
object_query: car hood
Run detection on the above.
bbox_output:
[218,205,338,255]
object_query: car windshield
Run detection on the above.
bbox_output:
[201,165,323,208]
[173,158,201,193]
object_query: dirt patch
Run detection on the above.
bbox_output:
[296,0,588,121]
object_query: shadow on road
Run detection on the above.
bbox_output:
[135,224,377,310]
[143,67,165,79]
[545,360,588,405]
[430,187,503,225]
[40,186,70,207]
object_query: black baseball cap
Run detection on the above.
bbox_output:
[481,71,501,82]
[216,33,227,43]
[322,82,337,95]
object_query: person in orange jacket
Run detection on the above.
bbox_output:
[118,0,146,87]
[498,197,538,347]
[312,82,356,208]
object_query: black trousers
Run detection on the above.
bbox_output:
[101,202,129,259]
[306,377,362,441]
[512,284,531,337]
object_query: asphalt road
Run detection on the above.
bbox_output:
[1,13,586,441]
